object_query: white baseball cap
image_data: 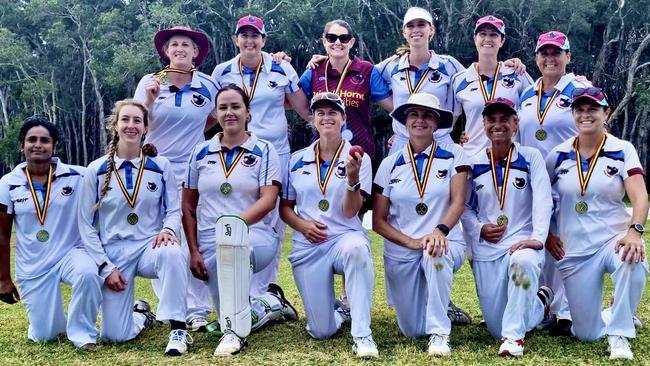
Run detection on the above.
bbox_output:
[403,7,433,26]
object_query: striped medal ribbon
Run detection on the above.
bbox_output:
[474,63,501,103]
[114,155,147,225]
[325,59,352,95]
[239,57,264,102]
[573,135,607,214]
[218,148,246,196]
[25,164,54,242]
[314,141,344,212]
[407,142,436,215]
[489,144,514,226]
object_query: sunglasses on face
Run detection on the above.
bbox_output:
[572,87,606,101]
[324,33,353,44]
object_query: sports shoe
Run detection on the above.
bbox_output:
[352,335,379,358]
[213,330,247,356]
[79,343,98,351]
[447,301,471,325]
[165,329,193,356]
[133,299,160,328]
[498,338,524,357]
[335,297,352,324]
[206,319,223,336]
[187,316,208,332]
[608,335,633,360]
[337,294,350,309]
[633,314,643,329]
[267,283,298,321]
[428,334,451,356]
[550,318,573,337]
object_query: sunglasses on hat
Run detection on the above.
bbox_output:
[324,33,353,44]
[572,87,606,101]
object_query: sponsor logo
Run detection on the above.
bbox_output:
[475,184,484,192]
[558,168,569,175]
[207,160,217,165]
[389,178,401,184]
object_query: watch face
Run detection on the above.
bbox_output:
[633,223,645,233]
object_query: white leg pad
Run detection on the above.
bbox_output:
[216,215,252,338]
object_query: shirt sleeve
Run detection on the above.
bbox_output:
[298,69,313,98]
[283,62,301,94]
[184,146,200,189]
[545,150,560,235]
[133,74,152,102]
[529,149,552,243]
[373,156,392,197]
[622,141,644,179]
[260,143,281,186]
[77,163,114,279]
[0,176,12,214]
[160,158,181,235]
[375,58,393,85]
[449,72,462,116]
[459,165,484,244]
[519,72,534,93]
[451,145,469,176]
[283,156,297,201]
[359,154,373,196]
[370,67,391,101]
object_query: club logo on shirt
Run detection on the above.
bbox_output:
[61,186,73,196]
[501,77,515,88]
[242,154,258,167]
[513,177,527,189]
[147,182,158,192]
[389,178,401,184]
[350,71,364,85]
[334,162,347,179]
[558,168,569,175]
[429,69,442,83]
[605,165,619,177]
[474,184,484,192]
[556,96,571,109]
[268,80,278,88]
[191,94,207,107]
[436,169,448,179]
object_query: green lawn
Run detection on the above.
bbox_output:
[1,229,649,365]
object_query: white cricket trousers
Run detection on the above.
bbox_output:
[17,247,101,347]
[558,241,648,341]
[101,238,188,341]
[472,248,546,340]
[289,231,374,339]
[384,241,464,338]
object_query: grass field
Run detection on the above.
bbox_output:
[1,229,649,365]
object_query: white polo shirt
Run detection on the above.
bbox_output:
[546,134,644,257]
[134,70,218,182]
[451,62,533,156]
[283,139,372,244]
[518,73,588,156]
[0,159,87,279]
[374,142,467,261]
[185,132,280,246]
[462,143,552,261]
[78,154,180,272]
[376,51,465,143]
[211,52,301,156]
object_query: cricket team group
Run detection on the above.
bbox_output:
[0,5,647,361]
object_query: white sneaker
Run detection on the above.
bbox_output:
[164,329,193,356]
[608,335,633,360]
[352,335,379,358]
[498,338,524,357]
[187,316,208,332]
[214,330,246,356]
[428,334,451,356]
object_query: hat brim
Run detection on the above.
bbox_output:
[571,95,609,108]
[310,99,345,113]
[482,103,517,117]
[475,23,505,35]
[535,41,569,53]
[154,28,210,66]
[390,102,453,129]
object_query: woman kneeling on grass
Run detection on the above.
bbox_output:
[0,117,102,350]
[78,99,191,355]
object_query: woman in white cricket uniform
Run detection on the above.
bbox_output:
[211,15,312,295]
[0,117,102,350]
[546,87,648,360]
[280,93,377,358]
[78,100,191,356]
[451,16,533,157]
[373,93,468,356]
[183,85,298,356]
[518,31,590,334]
[461,98,553,356]
[134,26,218,331]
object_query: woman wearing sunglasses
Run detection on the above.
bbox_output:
[517,31,591,335]
[545,86,648,360]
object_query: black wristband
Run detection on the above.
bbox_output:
[436,224,450,236]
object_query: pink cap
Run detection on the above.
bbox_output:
[482,97,517,116]
[535,31,570,52]
[235,15,266,35]
[475,15,505,35]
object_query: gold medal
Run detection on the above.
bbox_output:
[36,229,49,242]
[535,82,560,138]
[127,212,139,225]
[318,199,330,212]
[152,67,196,86]
[535,128,547,141]
[574,201,588,214]
[218,147,245,197]
[415,202,428,216]
[220,182,232,195]
[475,63,501,103]
[497,214,509,226]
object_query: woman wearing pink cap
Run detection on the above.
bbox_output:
[133,26,219,334]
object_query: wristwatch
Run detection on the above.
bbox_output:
[346,181,361,192]
[630,223,645,234]
[436,224,450,236]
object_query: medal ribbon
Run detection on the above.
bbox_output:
[153,66,197,78]
[474,63,501,103]
[406,142,436,199]
[239,57,264,102]
[315,141,344,195]
[405,67,430,95]
[219,148,246,179]
[574,135,607,197]
[325,59,352,95]
[536,82,560,126]
[489,144,514,210]
[114,156,147,208]
[25,164,54,225]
